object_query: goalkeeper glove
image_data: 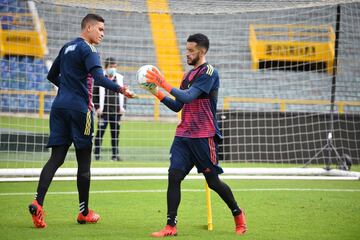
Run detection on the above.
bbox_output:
[145,67,173,93]
[140,84,165,101]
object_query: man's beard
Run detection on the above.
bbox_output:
[188,55,200,66]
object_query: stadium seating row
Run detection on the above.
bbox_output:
[0,56,54,112]
[0,56,51,91]
[0,93,53,113]
[0,0,28,29]
[0,0,26,13]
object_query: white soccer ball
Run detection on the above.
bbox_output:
[136,65,159,88]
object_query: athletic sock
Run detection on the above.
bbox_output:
[34,192,43,206]
[232,208,242,216]
[79,201,89,216]
[166,214,177,227]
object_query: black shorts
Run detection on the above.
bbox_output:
[169,136,223,175]
[47,108,93,149]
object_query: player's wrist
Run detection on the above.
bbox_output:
[118,86,124,94]
[162,81,173,93]
[154,90,165,100]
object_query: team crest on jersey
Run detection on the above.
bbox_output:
[64,44,77,54]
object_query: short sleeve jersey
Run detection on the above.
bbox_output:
[175,63,222,139]
[51,37,101,113]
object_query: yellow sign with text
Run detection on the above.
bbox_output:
[249,24,335,74]
[0,14,47,58]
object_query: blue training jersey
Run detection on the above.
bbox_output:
[50,37,112,113]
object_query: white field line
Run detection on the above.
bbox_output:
[1,188,360,196]
[2,168,360,178]
[0,175,359,182]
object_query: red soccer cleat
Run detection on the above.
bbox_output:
[28,200,46,228]
[234,210,247,235]
[77,209,100,224]
[151,225,177,237]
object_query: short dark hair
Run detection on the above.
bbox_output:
[187,33,210,53]
[81,13,105,29]
[105,57,117,68]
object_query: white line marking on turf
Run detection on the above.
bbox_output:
[1,188,360,196]
[1,175,359,182]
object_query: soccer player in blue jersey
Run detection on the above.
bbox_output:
[28,13,136,228]
[144,33,247,237]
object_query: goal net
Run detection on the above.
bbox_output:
[0,0,359,180]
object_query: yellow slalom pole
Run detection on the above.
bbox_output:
[205,183,213,231]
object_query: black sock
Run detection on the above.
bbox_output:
[167,214,177,227]
[35,145,69,206]
[80,202,89,216]
[76,148,92,215]
[232,208,242,217]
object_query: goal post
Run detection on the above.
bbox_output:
[0,0,360,179]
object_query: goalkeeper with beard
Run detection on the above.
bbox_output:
[143,33,247,237]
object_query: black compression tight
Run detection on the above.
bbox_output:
[75,147,92,215]
[166,169,241,227]
[35,145,92,216]
[35,145,70,206]
[204,171,241,216]
[166,169,186,226]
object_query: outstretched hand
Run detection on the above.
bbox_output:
[119,85,138,98]
[145,67,173,93]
